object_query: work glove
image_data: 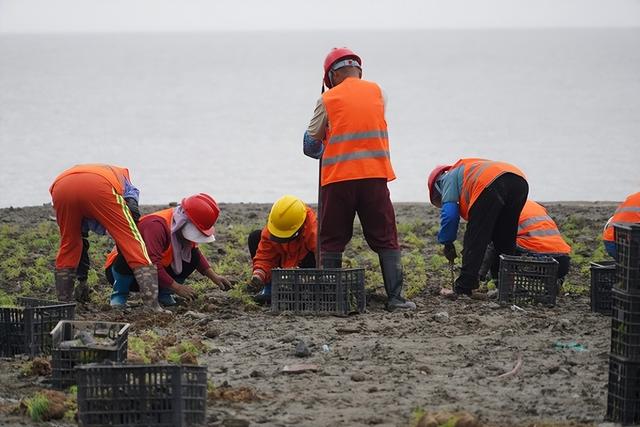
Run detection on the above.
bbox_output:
[443,243,457,263]
[250,274,264,291]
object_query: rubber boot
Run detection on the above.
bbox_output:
[55,268,76,302]
[74,279,90,303]
[132,265,167,312]
[110,267,133,308]
[379,250,416,311]
[253,283,272,305]
[158,288,177,306]
[321,252,343,269]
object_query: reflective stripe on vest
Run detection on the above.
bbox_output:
[616,206,640,214]
[521,229,562,238]
[329,130,389,144]
[518,215,553,231]
[323,150,390,166]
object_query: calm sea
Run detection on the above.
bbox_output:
[0,29,638,208]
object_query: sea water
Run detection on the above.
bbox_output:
[0,29,638,207]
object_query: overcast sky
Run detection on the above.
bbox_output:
[1,0,640,32]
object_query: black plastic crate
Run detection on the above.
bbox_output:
[591,260,617,315]
[497,255,559,306]
[615,224,640,294]
[0,297,76,357]
[51,320,129,389]
[611,289,640,361]
[271,268,366,316]
[607,354,640,424]
[76,364,207,427]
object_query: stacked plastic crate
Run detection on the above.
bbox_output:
[607,223,640,424]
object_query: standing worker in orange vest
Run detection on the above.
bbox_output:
[427,159,529,296]
[603,192,640,258]
[248,195,317,304]
[104,193,231,307]
[49,164,165,311]
[303,47,415,311]
[479,200,572,283]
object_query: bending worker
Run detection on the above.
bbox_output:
[302,47,415,311]
[603,192,640,259]
[105,193,231,307]
[49,164,165,310]
[428,158,529,296]
[249,195,317,304]
[479,200,572,283]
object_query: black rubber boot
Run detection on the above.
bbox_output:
[379,250,416,311]
[55,268,76,302]
[321,252,343,269]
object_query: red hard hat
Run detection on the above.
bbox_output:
[181,193,220,237]
[427,165,452,205]
[323,47,362,89]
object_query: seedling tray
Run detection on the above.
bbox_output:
[50,320,129,389]
[271,268,366,316]
[498,255,559,306]
[615,224,640,294]
[590,260,617,315]
[0,297,75,357]
[607,354,640,424]
[76,364,207,427]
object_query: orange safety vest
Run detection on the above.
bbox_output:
[50,164,131,195]
[454,158,526,220]
[104,208,196,269]
[516,200,571,255]
[603,192,640,242]
[320,78,395,186]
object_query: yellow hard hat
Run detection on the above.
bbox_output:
[267,195,307,239]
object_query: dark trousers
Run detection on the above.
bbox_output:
[76,232,90,281]
[320,178,399,253]
[105,248,201,290]
[247,230,315,284]
[457,173,529,291]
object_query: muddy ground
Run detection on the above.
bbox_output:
[0,202,623,426]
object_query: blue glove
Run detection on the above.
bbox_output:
[303,131,324,159]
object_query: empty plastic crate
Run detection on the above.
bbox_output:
[51,320,129,389]
[591,260,617,315]
[615,224,640,294]
[271,268,366,315]
[498,255,559,306]
[611,289,640,361]
[0,297,76,357]
[607,354,640,424]
[76,364,207,427]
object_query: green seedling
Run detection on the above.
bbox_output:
[26,392,49,422]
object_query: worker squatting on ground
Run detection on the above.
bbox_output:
[603,192,640,259]
[428,159,529,296]
[249,195,317,304]
[478,199,572,284]
[302,47,416,311]
[48,164,162,308]
[104,193,231,307]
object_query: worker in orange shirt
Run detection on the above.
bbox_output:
[303,47,415,311]
[479,200,572,283]
[603,192,640,258]
[104,193,231,307]
[49,164,164,312]
[249,195,317,304]
[428,159,529,296]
